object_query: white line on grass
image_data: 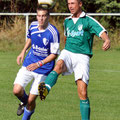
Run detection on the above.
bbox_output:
[90,69,120,73]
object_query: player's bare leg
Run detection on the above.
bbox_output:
[22,94,37,120]
[77,80,90,120]
[38,60,67,100]
[13,84,28,116]
[77,80,87,100]
[27,94,37,110]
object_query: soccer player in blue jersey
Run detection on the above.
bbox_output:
[38,0,110,120]
[13,6,60,120]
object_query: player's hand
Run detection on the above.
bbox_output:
[17,51,25,65]
[102,39,110,51]
[26,63,39,71]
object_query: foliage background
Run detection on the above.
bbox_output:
[0,0,120,28]
[0,0,120,51]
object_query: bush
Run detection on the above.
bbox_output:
[0,17,119,52]
[0,17,25,51]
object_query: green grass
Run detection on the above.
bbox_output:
[0,50,120,120]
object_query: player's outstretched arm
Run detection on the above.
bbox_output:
[17,38,31,65]
[100,32,110,51]
[26,54,57,71]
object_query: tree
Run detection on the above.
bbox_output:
[11,0,16,12]
[95,0,120,28]
[0,0,119,28]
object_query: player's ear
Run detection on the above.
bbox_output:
[79,1,82,8]
[47,12,50,19]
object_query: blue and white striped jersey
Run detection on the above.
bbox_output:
[23,21,60,75]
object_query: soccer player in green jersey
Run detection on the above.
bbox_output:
[38,0,110,120]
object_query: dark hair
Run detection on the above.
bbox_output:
[37,6,50,15]
[77,0,82,3]
[67,0,82,3]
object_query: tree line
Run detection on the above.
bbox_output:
[0,0,120,28]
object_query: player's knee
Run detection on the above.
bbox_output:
[54,60,65,74]
[13,88,20,96]
[78,90,87,99]
[13,85,23,96]
[27,97,35,106]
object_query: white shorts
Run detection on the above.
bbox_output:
[14,66,47,95]
[57,49,90,85]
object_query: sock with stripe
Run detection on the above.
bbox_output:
[45,71,59,92]
[22,107,34,120]
[80,98,90,120]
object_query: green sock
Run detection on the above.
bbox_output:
[80,98,90,120]
[45,71,59,92]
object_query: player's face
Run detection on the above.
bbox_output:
[67,0,82,17]
[37,10,49,28]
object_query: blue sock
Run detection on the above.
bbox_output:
[17,91,28,105]
[22,107,34,120]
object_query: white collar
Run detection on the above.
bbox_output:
[68,11,86,19]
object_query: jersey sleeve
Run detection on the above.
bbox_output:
[88,16,107,37]
[27,24,32,39]
[64,18,68,36]
[50,27,60,55]
[64,21,67,36]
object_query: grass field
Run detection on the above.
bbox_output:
[0,50,120,120]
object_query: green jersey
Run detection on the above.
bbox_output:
[64,12,106,57]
